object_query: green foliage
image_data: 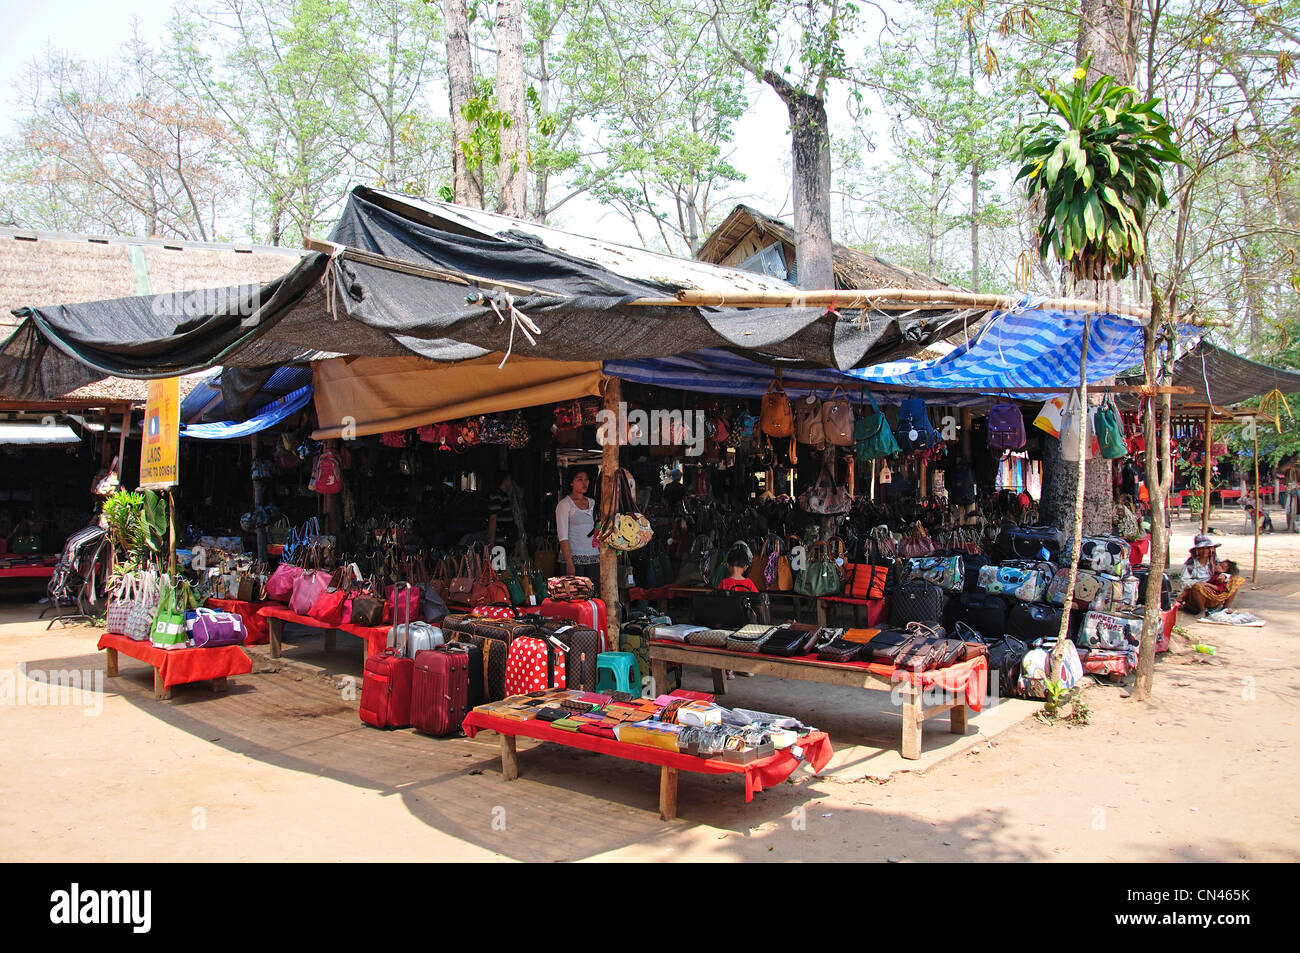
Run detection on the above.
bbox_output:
[1017,58,1185,282]
[101,490,167,570]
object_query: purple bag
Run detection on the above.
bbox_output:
[386,581,422,626]
[290,570,328,616]
[190,608,247,647]
[988,403,1027,451]
[265,562,302,603]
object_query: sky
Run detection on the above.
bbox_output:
[0,0,863,247]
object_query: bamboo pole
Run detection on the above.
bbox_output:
[117,408,130,486]
[1201,406,1213,534]
[1052,315,1091,672]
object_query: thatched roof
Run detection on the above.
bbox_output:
[696,205,955,291]
[1,228,308,404]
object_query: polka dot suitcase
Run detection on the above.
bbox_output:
[503,632,567,696]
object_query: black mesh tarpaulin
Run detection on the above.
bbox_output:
[1162,341,1300,407]
[2,186,970,406]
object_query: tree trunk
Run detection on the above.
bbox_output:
[766,75,834,290]
[1040,436,1114,535]
[1077,0,1135,81]
[445,0,482,208]
[495,0,527,218]
[1133,294,1173,700]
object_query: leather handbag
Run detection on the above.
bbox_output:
[290,568,328,616]
[794,541,841,597]
[761,377,794,437]
[854,388,899,460]
[889,579,946,628]
[350,583,385,627]
[794,391,826,447]
[747,536,772,591]
[821,386,855,446]
[449,552,476,602]
[471,558,510,607]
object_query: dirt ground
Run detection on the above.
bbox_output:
[1,513,1296,862]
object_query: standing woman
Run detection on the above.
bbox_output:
[557,469,599,588]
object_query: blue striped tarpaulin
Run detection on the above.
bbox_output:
[179,385,313,439]
[848,309,1146,390]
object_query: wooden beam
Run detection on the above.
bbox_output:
[599,376,622,639]
[1202,406,1213,534]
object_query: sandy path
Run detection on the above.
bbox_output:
[1,515,1295,862]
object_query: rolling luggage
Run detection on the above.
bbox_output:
[411,646,470,736]
[949,590,1010,640]
[504,631,568,695]
[530,598,610,651]
[538,619,600,691]
[359,649,414,729]
[446,632,509,701]
[986,635,1028,698]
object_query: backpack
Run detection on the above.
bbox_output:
[987,403,1027,451]
[854,389,899,460]
[313,450,343,494]
[895,392,940,452]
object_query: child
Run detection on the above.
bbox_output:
[718,544,757,677]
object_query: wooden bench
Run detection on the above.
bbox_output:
[648,642,985,760]
[256,606,391,660]
[462,708,833,820]
[97,632,252,700]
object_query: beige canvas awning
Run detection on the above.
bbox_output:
[310,353,602,439]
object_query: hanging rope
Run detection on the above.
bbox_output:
[1258,388,1294,433]
[472,289,541,368]
[320,241,345,321]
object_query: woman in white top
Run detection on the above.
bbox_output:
[556,469,599,587]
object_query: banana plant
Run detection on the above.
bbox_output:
[1016,56,1185,282]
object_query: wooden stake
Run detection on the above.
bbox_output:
[1253,423,1260,583]
[599,376,622,638]
[1202,406,1213,534]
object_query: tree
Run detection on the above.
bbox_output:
[2,32,233,240]
[709,0,862,289]
[444,0,484,207]
[496,0,528,216]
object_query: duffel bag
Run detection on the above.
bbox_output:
[190,608,247,648]
[952,591,1010,640]
[986,635,1028,698]
[997,524,1067,562]
[1006,602,1063,643]
[547,575,596,601]
[1047,567,1104,608]
[1064,535,1132,576]
[1077,611,1144,650]
[901,554,964,593]
[978,564,1049,603]
[889,579,946,627]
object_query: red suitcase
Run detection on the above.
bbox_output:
[359,649,414,729]
[503,632,567,696]
[528,598,609,652]
[411,646,470,736]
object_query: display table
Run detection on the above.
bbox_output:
[205,597,275,645]
[256,606,391,659]
[648,642,986,761]
[0,564,57,579]
[97,632,252,700]
[462,709,833,819]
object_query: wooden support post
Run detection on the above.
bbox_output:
[251,435,267,558]
[153,670,171,701]
[500,733,518,781]
[711,667,727,696]
[815,598,828,628]
[599,376,623,637]
[1253,424,1260,583]
[1202,406,1213,534]
[118,408,130,481]
[104,647,118,678]
[210,677,228,693]
[659,766,678,821]
[650,658,668,699]
[323,629,337,653]
[950,701,968,735]
[900,686,923,760]
[268,617,284,658]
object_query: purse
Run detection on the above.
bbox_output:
[149,576,189,646]
[794,541,841,597]
[350,577,385,627]
[450,552,476,602]
[290,567,328,616]
[854,388,900,460]
[308,570,349,626]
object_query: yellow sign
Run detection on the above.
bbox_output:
[139,377,180,489]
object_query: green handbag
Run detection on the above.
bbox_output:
[502,568,526,606]
[11,534,41,554]
[794,542,842,597]
[149,576,189,646]
[1094,399,1128,459]
[854,389,900,461]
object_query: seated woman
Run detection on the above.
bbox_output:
[1181,534,1246,617]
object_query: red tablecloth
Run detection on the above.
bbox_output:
[463,710,832,803]
[256,605,391,656]
[97,632,252,688]
[0,565,56,579]
[651,641,990,712]
[205,598,275,645]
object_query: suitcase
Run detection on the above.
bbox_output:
[454,615,538,645]
[411,646,470,736]
[530,598,610,652]
[359,650,414,729]
[452,638,485,709]
[470,602,527,621]
[504,632,567,695]
[986,635,1028,697]
[537,619,600,691]
[387,619,444,658]
[446,632,509,701]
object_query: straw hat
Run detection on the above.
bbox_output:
[1190,534,1221,552]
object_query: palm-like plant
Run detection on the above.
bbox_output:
[1016,58,1184,282]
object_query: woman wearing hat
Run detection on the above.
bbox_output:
[1181,534,1245,617]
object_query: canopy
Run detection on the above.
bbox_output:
[848,309,1146,391]
[1,187,973,405]
[1157,340,1300,408]
[181,365,313,424]
[179,385,314,440]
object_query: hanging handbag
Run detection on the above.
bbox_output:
[854,388,898,460]
[1060,391,1095,462]
[471,557,510,607]
[1094,397,1128,459]
[794,542,841,597]
[149,576,189,646]
[760,377,797,464]
[450,552,476,602]
[794,391,826,447]
[601,469,653,552]
[822,386,855,446]
[895,391,940,451]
